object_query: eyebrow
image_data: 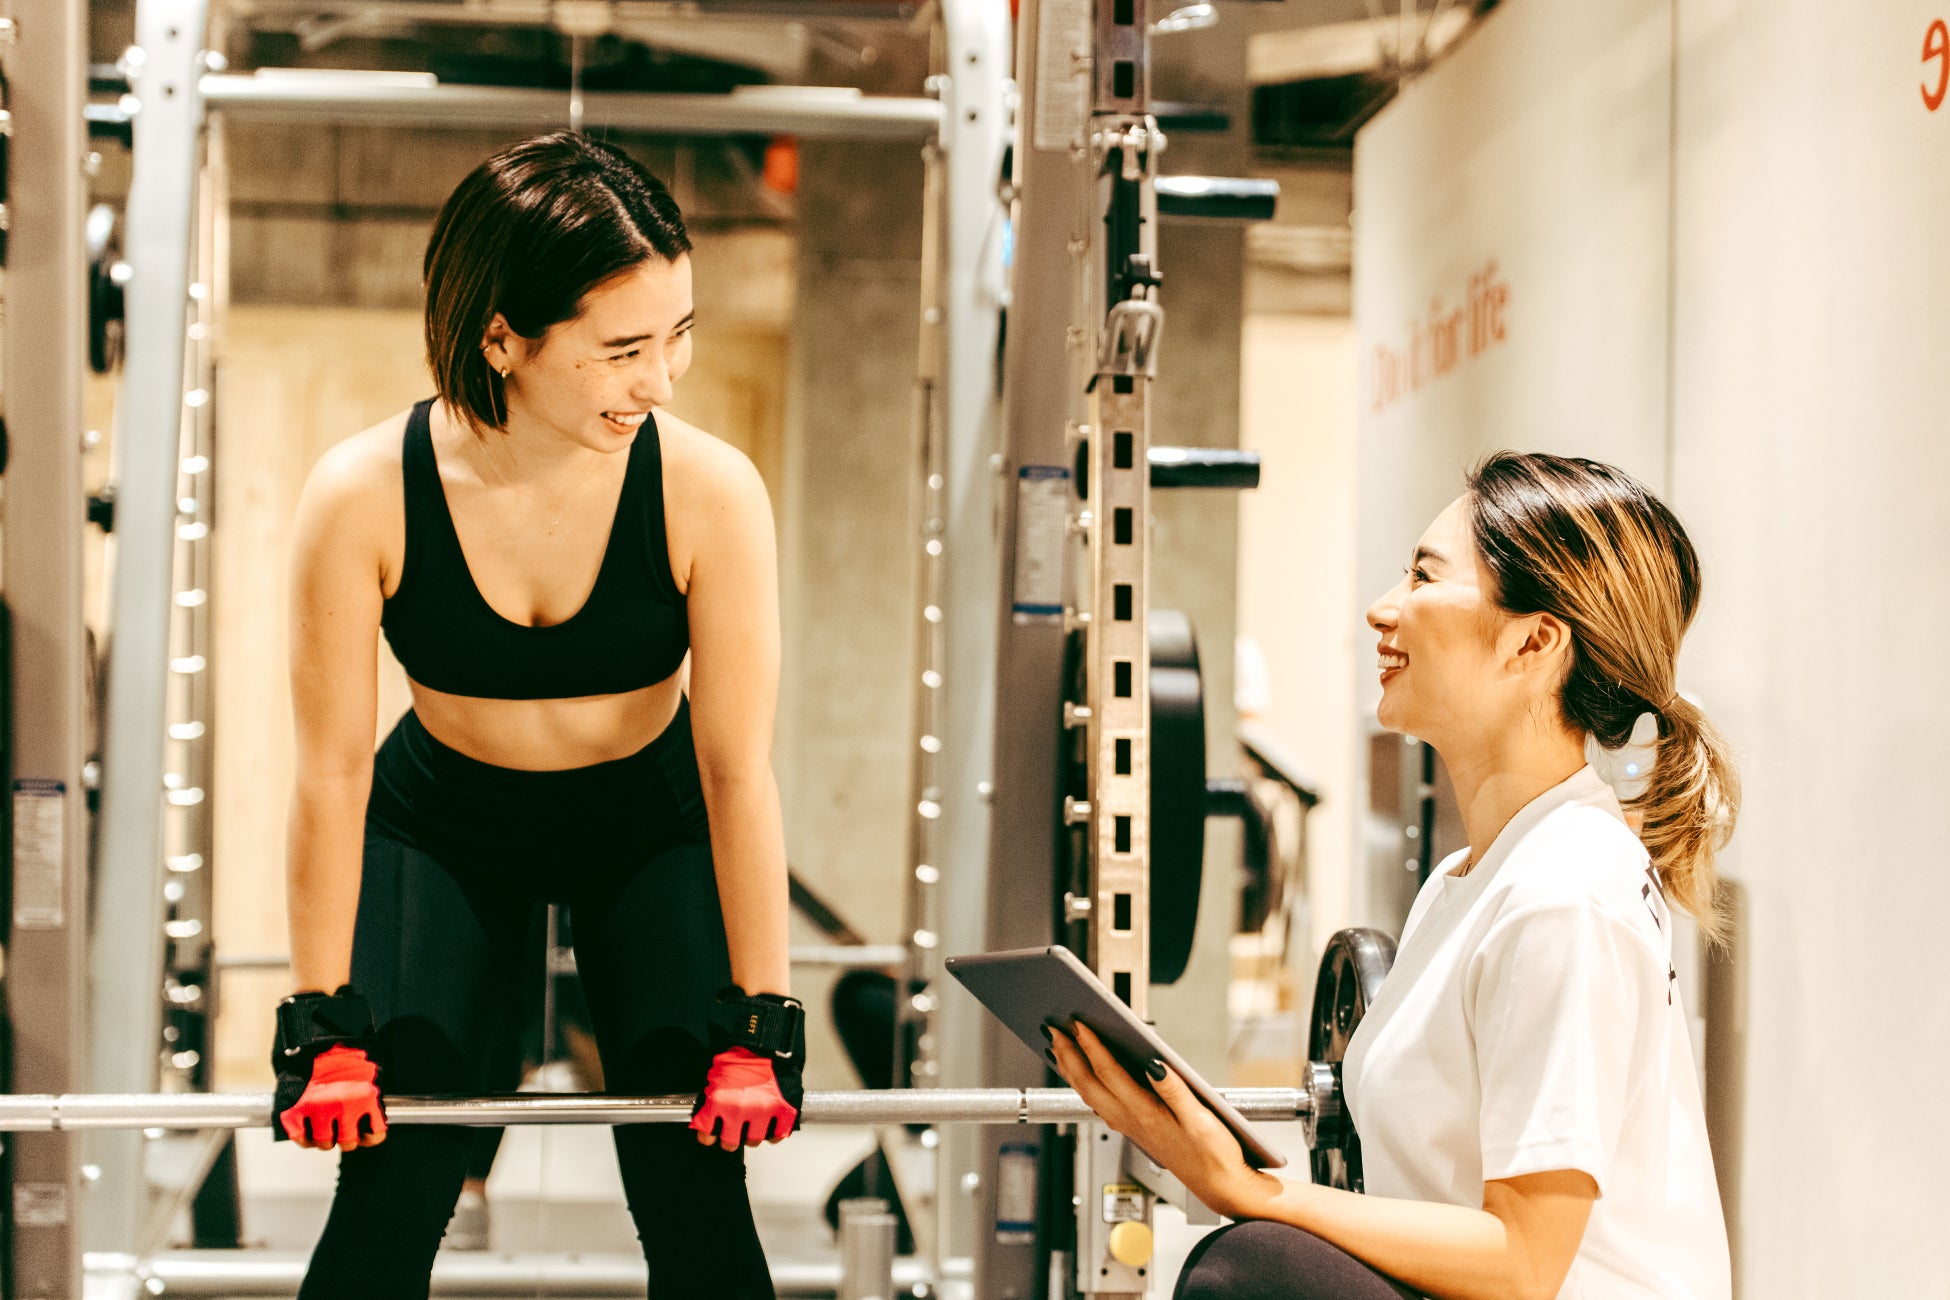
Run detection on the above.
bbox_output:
[600,312,695,350]
[1412,545,1447,569]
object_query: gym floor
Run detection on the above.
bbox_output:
[144,1111,1320,1296]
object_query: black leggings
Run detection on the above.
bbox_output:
[1174,1221,1425,1300]
[299,700,774,1299]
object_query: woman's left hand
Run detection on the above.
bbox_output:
[1046,1022,1280,1221]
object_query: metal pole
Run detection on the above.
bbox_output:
[98,1249,943,1297]
[235,943,914,975]
[199,74,944,139]
[3,2,94,1293]
[925,0,1013,1289]
[89,0,213,1255]
[837,1198,899,1300]
[1073,0,1168,1285]
[952,0,1095,1286]
[0,1087,1311,1132]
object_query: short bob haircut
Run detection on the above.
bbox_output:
[423,130,692,433]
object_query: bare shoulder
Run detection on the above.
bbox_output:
[655,409,767,507]
[303,409,408,509]
[294,408,412,582]
[653,411,771,594]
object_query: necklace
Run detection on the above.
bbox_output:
[473,432,608,535]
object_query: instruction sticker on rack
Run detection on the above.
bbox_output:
[1102,1182,1146,1223]
[995,1141,1039,1244]
[1012,466,1071,621]
[12,779,67,930]
[14,1182,70,1228]
[1033,0,1092,151]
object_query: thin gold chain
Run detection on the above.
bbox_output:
[469,374,610,535]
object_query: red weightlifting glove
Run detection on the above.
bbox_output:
[689,988,806,1150]
[690,1047,801,1149]
[270,985,385,1150]
[280,1045,387,1150]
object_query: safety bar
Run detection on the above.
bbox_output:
[219,944,911,974]
[1155,176,1281,223]
[1238,720,1323,808]
[1150,446,1262,490]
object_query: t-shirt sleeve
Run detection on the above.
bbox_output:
[1468,901,1665,1194]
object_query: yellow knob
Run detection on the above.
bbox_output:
[1107,1220,1154,1268]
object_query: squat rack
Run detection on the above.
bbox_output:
[6,0,1010,1291]
[6,0,1278,1293]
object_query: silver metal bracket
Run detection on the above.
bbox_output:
[1123,1135,1219,1226]
[1098,290,1165,378]
[1076,1121,1152,1295]
[1091,118,1166,179]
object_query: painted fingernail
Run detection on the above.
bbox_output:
[1039,1024,1054,1043]
[1147,1058,1167,1081]
[1044,1049,1059,1068]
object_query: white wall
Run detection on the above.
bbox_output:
[1670,4,1950,1293]
[1352,0,1675,926]
[1351,0,1950,1293]
[1237,315,1361,955]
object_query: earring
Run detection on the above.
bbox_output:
[485,352,507,424]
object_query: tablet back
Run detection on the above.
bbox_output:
[946,945,1287,1169]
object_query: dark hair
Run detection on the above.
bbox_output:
[1466,451,1739,942]
[423,130,692,433]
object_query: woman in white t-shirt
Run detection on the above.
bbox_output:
[1049,452,1737,1300]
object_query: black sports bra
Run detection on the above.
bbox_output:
[380,399,689,700]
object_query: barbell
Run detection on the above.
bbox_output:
[1,930,1394,1191]
[0,1086,1311,1133]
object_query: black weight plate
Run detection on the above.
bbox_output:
[86,203,125,375]
[1307,927,1397,1192]
[1148,609,1204,985]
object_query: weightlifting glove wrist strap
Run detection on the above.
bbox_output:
[272,986,376,1072]
[713,988,805,1062]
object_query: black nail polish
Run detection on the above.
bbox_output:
[1044,1048,1059,1068]
[1147,1058,1167,1081]
[1039,1024,1054,1043]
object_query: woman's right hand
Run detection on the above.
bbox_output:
[271,987,388,1151]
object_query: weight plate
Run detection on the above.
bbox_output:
[1306,927,1397,1192]
[1148,609,1204,985]
[87,203,125,375]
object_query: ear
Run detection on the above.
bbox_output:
[1506,611,1574,679]
[480,313,522,375]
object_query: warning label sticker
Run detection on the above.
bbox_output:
[1032,0,1092,152]
[14,1182,70,1228]
[12,779,67,930]
[1011,466,1071,621]
[1102,1182,1146,1223]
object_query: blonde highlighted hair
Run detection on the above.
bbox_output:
[1466,452,1739,944]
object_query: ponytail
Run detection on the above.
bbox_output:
[1635,695,1739,947]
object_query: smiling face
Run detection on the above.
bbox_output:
[1365,495,1541,750]
[485,254,695,450]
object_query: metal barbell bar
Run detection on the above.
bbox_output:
[0,1086,1311,1132]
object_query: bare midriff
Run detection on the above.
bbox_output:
[405,670,686,771]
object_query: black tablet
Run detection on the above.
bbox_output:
[946,944,1288,1169]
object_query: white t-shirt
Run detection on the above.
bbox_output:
[1342,766,1730,1300]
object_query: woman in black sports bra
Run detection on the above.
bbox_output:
[274,131,800,1298]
